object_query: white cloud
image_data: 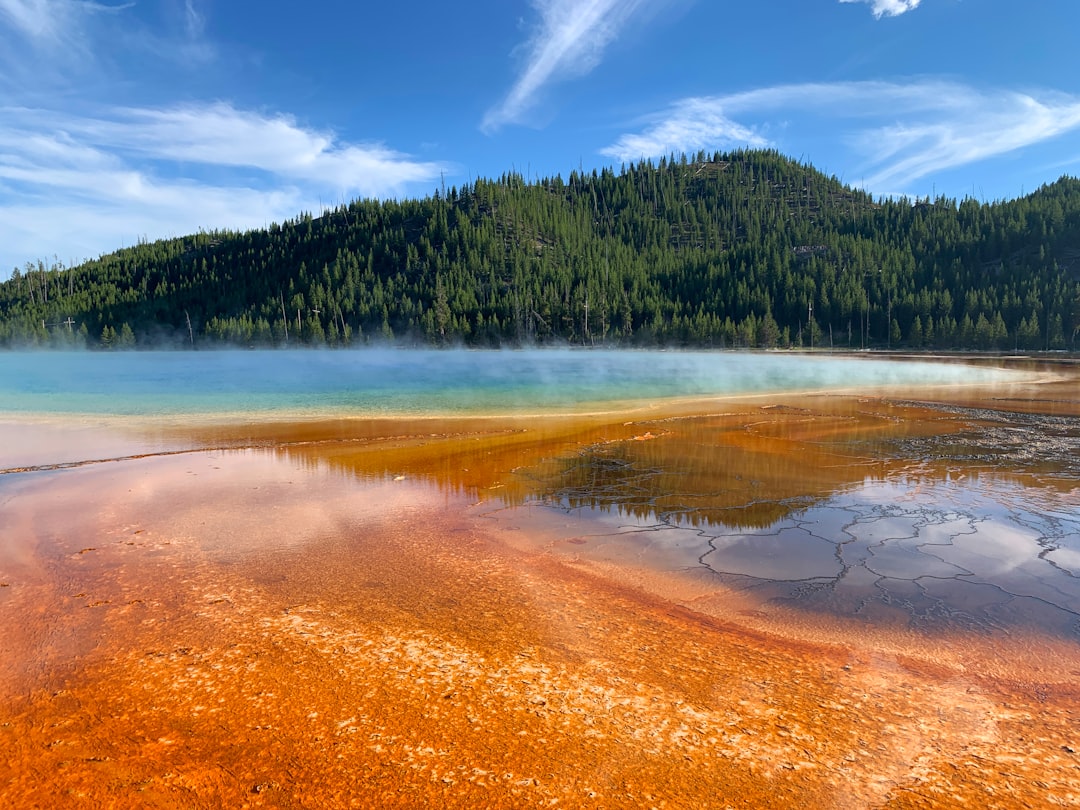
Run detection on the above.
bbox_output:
[175,0,216,63]
[482,0,654,133]
[39,104,446,191]
[600,81,1080,194]
[602,97,769,162]
[0,0,130,44]
[0,0,134,88]
[184,0,203,38]
[839,0,922,18]
[0,0,57,39]
[1,187,303,272]
[0,103,447,271]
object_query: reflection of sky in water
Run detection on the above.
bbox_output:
[0,349,1018,417]
[1047,546,1080,576]
[556,477,1080,636]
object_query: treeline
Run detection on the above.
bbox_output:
[2,149,1079,350]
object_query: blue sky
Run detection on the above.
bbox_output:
[2,0,1079,275]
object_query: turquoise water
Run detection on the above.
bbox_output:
[0,349,1017,418]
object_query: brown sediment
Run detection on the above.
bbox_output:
[2,370,1080,809]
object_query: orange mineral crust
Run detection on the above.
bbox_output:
[2,436,1079,810]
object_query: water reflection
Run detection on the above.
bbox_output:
[532,402,1080,637]
[4,360,1080,809]
[10,375,1077,640]
[172,395,1080,640]
[533,400,935,530]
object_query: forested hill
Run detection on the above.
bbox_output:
[3,149,1080,350]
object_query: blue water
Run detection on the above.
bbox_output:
[0,349,1016,418]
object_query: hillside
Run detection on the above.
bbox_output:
[2,149,1079,350]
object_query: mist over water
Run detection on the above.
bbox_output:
[0,349,1018,418]
[2,347,1078,810]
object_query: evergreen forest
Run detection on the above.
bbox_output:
[2,149,1079,351]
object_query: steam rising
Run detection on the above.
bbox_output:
[0,349,1019,419]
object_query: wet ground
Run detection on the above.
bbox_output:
[1,359,1079,808]
[525,396,1080,640]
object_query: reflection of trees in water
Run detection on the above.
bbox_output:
[173,397,1080,533]
[543,443,1080,637]
[535,442,843,531]
[531,400,1080,532]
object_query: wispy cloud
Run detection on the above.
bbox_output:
[839,0,922,18]
[39,104,448,191]
[0,103,447,270]
[176,0,216,63]
[183,0,203,38]
[0,0,214,91]
[601,81,1080,194]
[0,0,61,40]
[600,97,769,162]
[0,0,130,45]
[482,0,655,133]
[0,0,134,88]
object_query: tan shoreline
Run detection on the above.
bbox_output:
[2,366,1079,808]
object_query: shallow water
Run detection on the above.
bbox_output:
[0,348,1021,417]
[542,474,1080,637]
[2,351,1079,807]
[6,448,1078,809]
[2,353,1077,638]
